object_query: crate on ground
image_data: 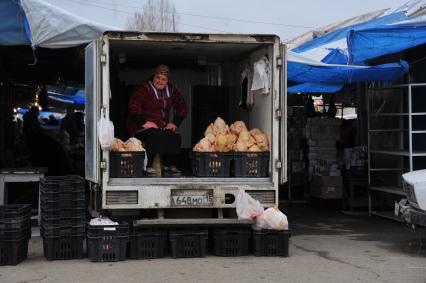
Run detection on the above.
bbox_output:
[252,229,291,257]
[129,229,167,259]
[40,187,85,201]
[41,224,85,238]
[109,151,145,178]
[41,215,86,226]
[87,222,129,262]
[191,152,232,177]
[40,198,86,210]
[40,175,84,192]
[0,237,29,265]
[211,228,251,256]
[40,207,86,219]
[169,229,208,258]
[233,151,270,177]
[0,204,31,220]
[0,223,31,240]
[43,235,85,260]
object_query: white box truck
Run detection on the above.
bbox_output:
[85,32,287,225]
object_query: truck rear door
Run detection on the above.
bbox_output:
[279,43,287,184]
[85,40,101,183]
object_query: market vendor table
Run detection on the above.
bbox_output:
[0,168,47,217]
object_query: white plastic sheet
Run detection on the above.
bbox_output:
[20,0,119,48]
[251,56,271,94]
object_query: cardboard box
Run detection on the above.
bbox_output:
[310,176,343,199]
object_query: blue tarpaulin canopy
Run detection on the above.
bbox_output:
[288,83,343,94]
[0,1,30,45]
[348,19,426,63]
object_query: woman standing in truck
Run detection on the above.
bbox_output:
[126,64,188,176]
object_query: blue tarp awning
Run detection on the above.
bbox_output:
[288,51,409,84]
[0,1,30,45]
[348,21,426,63]
[288,83,343,94]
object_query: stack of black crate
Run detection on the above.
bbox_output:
[40,176,86,260]
[0,204,32,265]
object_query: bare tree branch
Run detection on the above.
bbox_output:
[127,0,179,32]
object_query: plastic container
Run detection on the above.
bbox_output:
[40,224,86,238]
[169,229,208,258]
[0,204,31,220]
[191,152,232,177]
[109,152,145,178]
[43,235,85,260]
[41,215,86,226]
[129,230,167,259]
[40,175,84,192]
[252,229,291,257]
[211,228,251,256]
[0,224,31,240]
[40,187,85,201]
[40,207,86,219]
[87,222,129,262]
[0,238,29,265]
[233,152,270,177]
[40,198,86,210]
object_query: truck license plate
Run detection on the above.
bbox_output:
[171,190,213,206]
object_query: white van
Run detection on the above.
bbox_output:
[85,32,287,225]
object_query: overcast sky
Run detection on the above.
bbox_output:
[44,0,409,41]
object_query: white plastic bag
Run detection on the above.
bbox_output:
[97,108,114,150]
[254,207,289,230]
[236,191,264,220]
[251,56,271,94]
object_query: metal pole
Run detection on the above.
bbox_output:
[408,84,413,172]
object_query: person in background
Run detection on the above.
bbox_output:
[127,64,187,176]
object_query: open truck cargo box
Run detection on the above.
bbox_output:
[85,32,287,221]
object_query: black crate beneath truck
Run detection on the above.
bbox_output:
[211,228,251,256]
[190,152,232,177]
[87,235,128,262]
[170,230,208,258]
[129,230,167,259]
[0,238,29,265]
[110,152,145,178]
[252,229,291,257]
[40,176,84,192]
[43,235,85,261]
[233,152,270,177]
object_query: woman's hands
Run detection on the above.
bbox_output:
[143,121,158,129]
[143,121,176,132]
[165,122,177,132]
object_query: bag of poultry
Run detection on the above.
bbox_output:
[236,190,264,220]
[254,207,289,230]
[98,108,114,150]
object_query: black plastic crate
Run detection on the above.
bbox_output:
[87,222,129,237]
[190,152,232,177]
[41,224,86,238]
[169,230,208,258]
[40,175,84,192]
[43,235,85,260]
[0,204,31,220]
[41,215,86,226]
[0,224,31,240]
[40,198,85,210]
[211,228,251,256]
[87,235,128,262]
[0,216,31,231]
[0,238,29,265]
[129,230,167,259]
[110,152,145,178]
[40,207,86,219]
[40,188,85,201]
[252,229,291,257]
[233,152,270,177]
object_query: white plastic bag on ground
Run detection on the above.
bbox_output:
[236,190,264,220]
[254,207,289,230]
[97,108,114,150]
[89,216,118,226]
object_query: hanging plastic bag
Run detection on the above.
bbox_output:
[236,191,264,220]
[251,56,271,94]
[254,207,289,230]
[97,107,114,150]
